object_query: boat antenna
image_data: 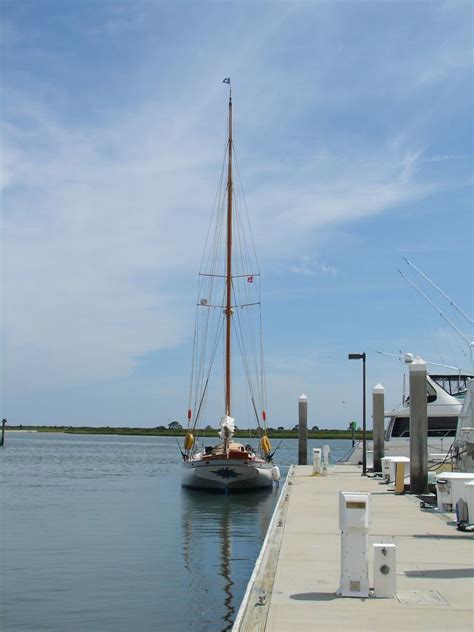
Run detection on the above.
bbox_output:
[375,350,472,374]
[403,257,473,325]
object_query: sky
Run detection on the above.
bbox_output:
[1,0,473,429]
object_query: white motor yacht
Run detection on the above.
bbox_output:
[341,371,469,467]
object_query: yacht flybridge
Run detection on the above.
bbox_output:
[181,81,278,491]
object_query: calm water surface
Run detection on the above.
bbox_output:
[1,433,351,631]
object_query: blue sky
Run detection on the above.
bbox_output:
[1,0,473,428]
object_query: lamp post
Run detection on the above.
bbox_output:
[348,353,367,476]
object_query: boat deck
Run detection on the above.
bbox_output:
[233,464,474,631]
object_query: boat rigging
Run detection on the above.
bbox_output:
[181,80,278,491]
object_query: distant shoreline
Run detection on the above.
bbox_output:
[6,426,372,440]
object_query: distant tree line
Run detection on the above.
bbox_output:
[6,424,371,439]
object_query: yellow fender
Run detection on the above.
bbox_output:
[184,432,194,451]
[260,434,272,455]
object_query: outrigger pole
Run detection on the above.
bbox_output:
[403,257,473,325]
[398,269,473,368]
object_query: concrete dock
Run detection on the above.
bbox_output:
[234,464,474,631]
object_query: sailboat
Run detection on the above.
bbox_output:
[181,80,279,491]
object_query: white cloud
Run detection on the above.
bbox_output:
[289,255,336,277]
[241,141,436,266]
[1,0,472,420]
[0,88,456,398]
[2,95,219,392]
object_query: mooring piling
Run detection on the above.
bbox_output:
[298,394,308,465]
[372,384,385,473]
[409,358,428,494]
[1,419,6,447]
[350,421,356,447]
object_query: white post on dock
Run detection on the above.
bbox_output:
[321,444,330,475]
[372,384,385,473]
[298,394,308,465]
[312,448,321,474]
[409,357,428,495]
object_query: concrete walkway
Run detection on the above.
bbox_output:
[234,465,474,631]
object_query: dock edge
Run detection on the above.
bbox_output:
[232,464,296,631]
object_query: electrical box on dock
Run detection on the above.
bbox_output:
[388,457,410,484]
[312,448,321,475]
[373,543,396,598]
[436,473,474,512]
[464,481,474,523]
[337,491,371,598]
[381,457,396,482]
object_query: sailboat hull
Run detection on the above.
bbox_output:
[182,458,275,491]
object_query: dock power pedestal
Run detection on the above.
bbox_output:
[312,448,321,475]
[321,444,330,476]
[373,543,396,598]
[336,491,371,598]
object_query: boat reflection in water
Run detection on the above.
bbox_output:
[181,487,278,631]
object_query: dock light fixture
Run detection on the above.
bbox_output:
[348,352,367,476]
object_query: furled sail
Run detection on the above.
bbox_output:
[219,415,235,440]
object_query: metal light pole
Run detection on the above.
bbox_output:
[348,353,367,476]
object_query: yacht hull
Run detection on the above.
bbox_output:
[340,438,453,466]
[182,458,275,491]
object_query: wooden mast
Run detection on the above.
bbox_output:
[225,87,233,417]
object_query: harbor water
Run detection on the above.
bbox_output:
[1,433,351,631]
